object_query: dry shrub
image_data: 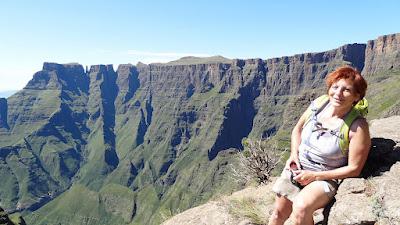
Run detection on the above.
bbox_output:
[231,138,287,185]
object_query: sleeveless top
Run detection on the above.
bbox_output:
[298,101,348,172]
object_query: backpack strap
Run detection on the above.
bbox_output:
[302,95,330,128]
[338,98,369,155]
[302,95,368,156]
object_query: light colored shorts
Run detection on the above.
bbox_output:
[272,169,339,202]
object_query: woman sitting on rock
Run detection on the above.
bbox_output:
[268,66,371,225]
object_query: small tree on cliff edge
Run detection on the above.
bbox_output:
[231,138,286,185]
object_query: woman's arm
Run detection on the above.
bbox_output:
[294,118,371,184]
[285,111,307,170]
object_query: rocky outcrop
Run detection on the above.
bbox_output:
[322,123,400,225]
[162,184,275,225]
[327,116,400,224]
[362,33,400,76]
[328,164,400,225]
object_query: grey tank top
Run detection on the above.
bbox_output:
[298,102,348,172]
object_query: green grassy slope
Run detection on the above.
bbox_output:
[365,70,400,119]
[2,62,399,225]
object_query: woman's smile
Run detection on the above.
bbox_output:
[328,79,359,109]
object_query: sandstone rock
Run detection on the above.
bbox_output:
[362,33,400,76]
[161,201,235,225]
[328,162,400,225]
[327,179,376,225]
[327,116,400,225]
[370,115,400,142]
[162,184,276,225]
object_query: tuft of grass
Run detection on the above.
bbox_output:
[227,196,269,225]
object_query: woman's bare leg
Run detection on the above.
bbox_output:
[268,195,293,225]
[291,181,333,225]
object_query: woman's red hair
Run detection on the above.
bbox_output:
[326,66,368,99]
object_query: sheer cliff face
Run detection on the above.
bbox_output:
[363,33,400,76]
[0,33,399,225]
[264,43,366,96]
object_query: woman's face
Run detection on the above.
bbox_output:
[328,78,360,109]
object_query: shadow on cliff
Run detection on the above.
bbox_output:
[207,86,258,161]
[361,137,400,178]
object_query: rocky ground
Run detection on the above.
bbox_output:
[162,116,400,225]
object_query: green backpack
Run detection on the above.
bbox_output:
[302,95,368,155]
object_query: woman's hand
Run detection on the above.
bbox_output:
[284,155,301,171]
[292,170,316,186]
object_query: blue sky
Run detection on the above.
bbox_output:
[1,0,399,95]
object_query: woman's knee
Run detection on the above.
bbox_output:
[292,198,312,220]
[270,197,292,221]
[270,207,290,222]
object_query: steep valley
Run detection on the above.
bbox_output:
[0,33,399,225]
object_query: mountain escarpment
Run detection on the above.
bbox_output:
[0,33,399,225]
